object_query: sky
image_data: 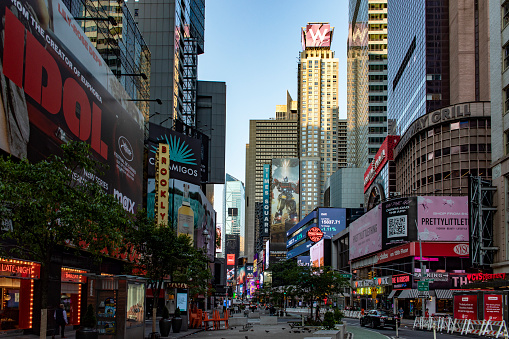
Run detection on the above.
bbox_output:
[198,1,349,222]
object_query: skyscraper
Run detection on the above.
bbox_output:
[223,174,245,258]
[126,0,205,127]
[245,95,299,261]
[298,23,341,216]
[347,0,388,168]
[387,1,490,136]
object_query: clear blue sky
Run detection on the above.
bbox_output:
[199,0,348,184]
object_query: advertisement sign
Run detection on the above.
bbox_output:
[176,293,188,312]
[237,266,246,285]
[297,256,310,266]
[246,264,253,280]
[215,223,222,253]
[317,208,346,238]
[302,23,333,48]
[349,205,382,260]
[261,164,271,237]
[227,254,235,266]
[484,295,503,321]
[364,136,400,192]
[454,295,478,320]
[147,123,202,185]
[0,0,145,211]
[310,240,324,267]
[155,144,170,226]
[392,274,411,289]
[270,158,299,264]
[307,227,324,243]
[382,197,418,248]
[417,196,469,241]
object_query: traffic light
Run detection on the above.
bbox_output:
[372,270,377,279]
[368,271,373,279]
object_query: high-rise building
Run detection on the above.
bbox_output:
[223,174,245,258]
[490,0,509,272]
[347,0,388,168]
[387,1,490,136]
[298,23,341,216]
[245,96,299,261]
[126,0,205,127]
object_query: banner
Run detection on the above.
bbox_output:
[0,0,144,211]
[349,205,382,260]
[417,196,469,241]
[454,295,478,320]
[484,294,503,321]
[261,164,271,237]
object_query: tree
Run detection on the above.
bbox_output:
[0,141,129,338]
[125,212,211,335]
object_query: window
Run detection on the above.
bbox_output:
[505,45,509,70]
[504,1,509,27]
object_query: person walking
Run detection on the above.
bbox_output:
[52,304,68,338]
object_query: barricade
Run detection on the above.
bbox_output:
[413,316,421,330]
[480,320,509,338]
[461,319,485,335]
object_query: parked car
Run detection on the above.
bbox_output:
[360,309,400,329]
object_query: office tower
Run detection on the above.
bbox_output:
[387,1,490,136]
[65,0,151,118]
[245,97,299,260]
[223,174,245,258]
[298,23,340,216]
[490,0,508,272]
[127,0,205,127]
[347,0,388,168]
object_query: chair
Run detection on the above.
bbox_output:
[203,311,215,330]
[213,309,229,330]
[192,309,203,329]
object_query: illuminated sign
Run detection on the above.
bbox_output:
[155,144,170,226]
[262,164,271,237]
[302,24,333,48]
[466,273,506,281]
[307,227,324,243]
[227,254,235,266]
[364,136,400,192]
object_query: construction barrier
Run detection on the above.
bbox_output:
[415,317,508,338]
[480,320,509,338]
[343,310,362,319]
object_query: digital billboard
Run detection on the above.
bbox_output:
[270,158,299,264]
[147,178,216,259]
[310,240,324,268]
[147,123,202,185]
[226,254,235,266]
[317,208,346,238]
[302,24,333,48]
[0,0,145,211]
[382,197,418,248]
[417,196,469,241]
[349,205,382,260]
[261,164,271,237]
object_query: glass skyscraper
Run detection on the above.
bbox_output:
[223,174,245,258]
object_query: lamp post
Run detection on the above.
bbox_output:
[203,229,211,311]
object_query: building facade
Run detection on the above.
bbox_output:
[126,0,205,127]
[223,174,245,258]
[387,0,490,136]
[245,97,299,262]
[324,167,365,209]
[347,0,388,169]
[298,23,341,216]
[489,0,509,273]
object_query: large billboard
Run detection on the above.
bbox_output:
[318,208,346,239]
[349,205,383,260]
[302,24,333,49]
[261,164,271,238]
[0,0,145,211]
[147,178,216,259]
[382,197,418,248]
[270,158,299,263]
[310,240,324,267]
[364,136,400,192]
[147,123,202,185]
[417,196,469,241]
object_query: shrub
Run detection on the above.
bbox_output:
[333,308,344,323]
[161,306,170,319]
[82,304,97,328]
[322,311,335,330]
[174,307,181,318]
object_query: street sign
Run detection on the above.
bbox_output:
[339,273,352,279]
[417,281,429,292]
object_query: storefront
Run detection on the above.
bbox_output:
[60,267,87,326]
[0,258,40,332]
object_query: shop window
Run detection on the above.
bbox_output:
[126,283,145,327]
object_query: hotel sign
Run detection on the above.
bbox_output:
[155,144,170,226]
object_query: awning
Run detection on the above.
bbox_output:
[397,289,435,299]
[435,289,453,299]
[388,290,401,299]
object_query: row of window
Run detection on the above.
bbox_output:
[415,144,491,166]
[414,168,491,188]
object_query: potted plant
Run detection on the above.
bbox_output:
[172,307,182,333]
[76,304,99,339]
[159,306,172,337]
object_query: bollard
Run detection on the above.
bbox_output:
[433,322,437,339]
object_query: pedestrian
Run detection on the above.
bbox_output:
[52,304,68,338]
[425,308,429,318]
[399,306,404,319]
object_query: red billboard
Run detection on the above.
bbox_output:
[364,136,400,192]
[0,0,144,212]
[454,295,478,320]
[302,24,333,49]
[484,294,503,321]
[227,254,235,266]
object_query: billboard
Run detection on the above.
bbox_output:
[310,240,324,267]
[349,205,382,260]
[0,0,145,212]
[155,144,170,226]
[237,266,246,285]
[147,178,216,258]
[454,295,478,320]
[302,24,333,49]
[147,123,202,185]
[382,197,418,248]
[270,158,299,263]
[484,295,503,321]
[417,196,469,241]
[261,164,271,237]
[226,254,235,266]
[297,256,311,267]
[364,136,400,192]
[215,223,223,253]
[318,208,346,238]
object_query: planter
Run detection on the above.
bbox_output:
[171,317,182,333]
[159,318,172,337]
[76,328,99,339]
